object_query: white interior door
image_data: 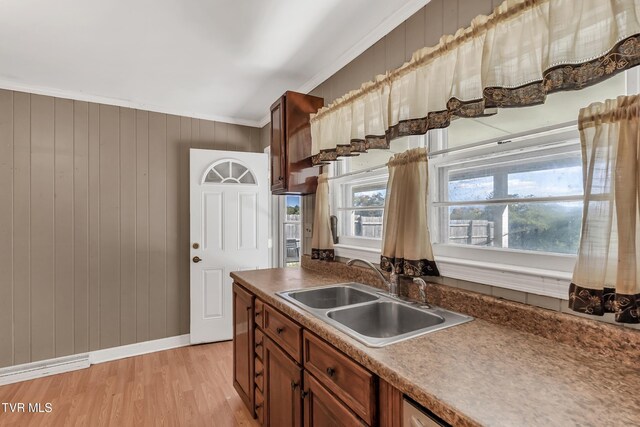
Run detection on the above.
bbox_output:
[190,149,269,344]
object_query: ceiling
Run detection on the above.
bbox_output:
[0,0,427,127]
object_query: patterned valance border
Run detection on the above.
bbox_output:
[569,283,639,324]
[380,256,440,277]
[311,34,640,165]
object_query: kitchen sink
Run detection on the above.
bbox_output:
[277,282,472,347]
[285,285,379,309]
[327,301,444,338]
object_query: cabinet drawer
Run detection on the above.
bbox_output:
[255,299,264,329]
[255,357,264,392]
[303,331,375,425]
[303,371,366,427]
[255,328,265,361]
[255,388,264,425]
[263,305,302,362]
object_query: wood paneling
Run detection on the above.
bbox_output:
[148,112,167,341]
[12,93,31,365]
[119,108,136,346]
[425,0,445,48]
[99,104,121,350]
[405,7,426,61]
[54,98,74,358]
[30,95,55,363]
[0,90,262,368]
[73,100,90,354]
[0,90,13,368]
[88,102,101,352]
[135,110,150,343]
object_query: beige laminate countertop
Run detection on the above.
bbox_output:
[230,268,640,427]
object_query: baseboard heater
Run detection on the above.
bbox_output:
[0,353,90,386]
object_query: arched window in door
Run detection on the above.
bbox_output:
[203,159,257,184]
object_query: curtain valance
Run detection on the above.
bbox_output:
[310,0,640,165]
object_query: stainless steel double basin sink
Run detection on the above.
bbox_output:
[277,282,473,347]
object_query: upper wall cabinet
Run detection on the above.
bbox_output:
[270,91,324,195]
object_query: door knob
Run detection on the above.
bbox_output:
[193,256,203,263]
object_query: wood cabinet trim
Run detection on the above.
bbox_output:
[378,379,403,427]
[255,328,265,361]
[232,283,255,414]
[255,299,265,329]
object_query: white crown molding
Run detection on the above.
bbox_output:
[257,0,432,128]
[0,79,262,128]
[0,334,191,386]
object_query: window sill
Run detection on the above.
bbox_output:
[434,256,571,300]
[333,244,381,264]
[333,244,571,299]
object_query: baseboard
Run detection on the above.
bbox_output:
[0,334,191,386]
[89,334,191,364]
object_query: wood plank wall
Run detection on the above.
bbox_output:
[0,91,262,368]
[285,0,499,255]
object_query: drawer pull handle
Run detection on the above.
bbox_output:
[326,367,336,377]
[290,381,299,390]
[276,327,284,335]
[255,371,263,378]
[301,390,309,399]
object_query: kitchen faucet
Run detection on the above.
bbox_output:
[412,277,431,308]
[346,258,398,297]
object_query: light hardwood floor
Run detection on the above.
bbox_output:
[0,341,259,426]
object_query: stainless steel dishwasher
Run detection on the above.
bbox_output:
[403,398,448,427]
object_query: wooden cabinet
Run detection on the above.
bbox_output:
[232,281,406,426]
[233,283,254,411]
[270,91,324,195]
[264,337,303,427]
[303,331,375,425]
[303,371,366,427]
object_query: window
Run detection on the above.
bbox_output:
[282,195,302,267]
[204,159,256,184]
[329,136,426,260]
[433,128,583,255]
[327,69,635,297]
[427,70,631,298]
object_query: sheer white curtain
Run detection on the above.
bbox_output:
[569,95,640,323]
[311,172,334,261]
[380,148,439,276]
[310,0,640,165]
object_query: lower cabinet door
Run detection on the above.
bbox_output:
[264,337,303,427]
[303,371,366,427]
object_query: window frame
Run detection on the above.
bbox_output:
[326,69,638,298]
[330,165,388,256]
[429,127,583,298]
[329,135,429,262]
